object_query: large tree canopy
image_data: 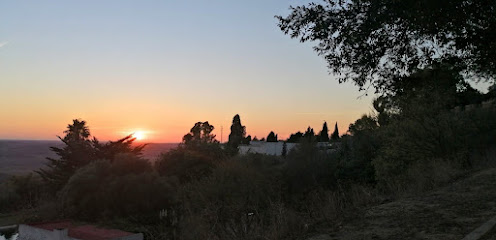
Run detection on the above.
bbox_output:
[277,0,496,92]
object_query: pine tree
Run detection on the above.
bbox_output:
[37,120,146,192]
[331,122,340,140]
[319,122,329,142]
[37,119,94,192]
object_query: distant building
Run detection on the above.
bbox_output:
[239,141,298,156]
[18,221,143,240]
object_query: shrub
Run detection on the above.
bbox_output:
[284,141,337,195]
[59,154,173,220]
[373,105,496,193]
[155,144,225,183]
[177,160,301,240]
[0,173,44,212]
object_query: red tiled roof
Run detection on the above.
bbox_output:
[27,221,134,240]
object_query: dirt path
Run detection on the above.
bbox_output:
[321,168,496,240]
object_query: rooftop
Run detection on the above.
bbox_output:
[28,220,135,240]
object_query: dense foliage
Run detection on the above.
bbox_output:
[277,0,496,92]
[36,120,145,192]
[227,114,248,154]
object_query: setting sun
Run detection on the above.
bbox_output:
[133,131,146,141]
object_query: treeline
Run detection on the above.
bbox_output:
[225,113,341,145]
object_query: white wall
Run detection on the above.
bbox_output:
[239,141,298,156]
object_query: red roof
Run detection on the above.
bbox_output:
[28,220,135,240]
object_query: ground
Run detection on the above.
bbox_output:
[313,168,496,240]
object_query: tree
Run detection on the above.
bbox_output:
[348,115,379,136]
[277,0,496,92]
[37,119,146,192]
[227,114,247,150]
[92,135,145,162]
[244,135,252,144]
[37,119,94,192]
[266,131,278,142]
[319,122,329,142]
[303,127,315,141]
[331,122,340,140]
[287,131,303,143]
[156,122,225,182]
[377,64,483,117]
[183,121,217,147]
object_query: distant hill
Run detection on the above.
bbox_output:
[0,140,178,178]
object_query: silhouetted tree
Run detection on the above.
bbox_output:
[37,120,147,192]
[331,122,340,140]
[379,64,483,117]
[266,131,278,142]
[227,114,247,151]
[252,136,259,141]
[156,122,224,183]
[277,0,496,92]
[37,119,94,192]
[303,127,315,141]
[92,135,145,162]
[348,116,378,136]
[244,135,252,144]
[260,137,265,141]
[183,121,217,147]
[287,131,303,143]
[319,122,329,142]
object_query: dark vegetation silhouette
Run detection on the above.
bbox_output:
[276,0,496,92]
[331,122,339,141]
[286,131,303,143]
[318,122,329,142]
[1,1,496,239]
[36,119,145,193]
[266,131,278,142]
[226,114,249,155]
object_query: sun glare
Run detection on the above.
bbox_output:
[133,131,146,140]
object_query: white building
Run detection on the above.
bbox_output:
[238,141,298,156]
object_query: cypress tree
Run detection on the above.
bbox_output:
[228,114,246,149]
[319,122,329,142]
[331,122,340,140]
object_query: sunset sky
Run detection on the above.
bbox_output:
[0,0,378,143]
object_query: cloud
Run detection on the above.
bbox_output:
[0,42,8,48]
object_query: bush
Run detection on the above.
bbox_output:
[373,105,496,193]
[284,141,337,195]
[155,143,225,183]
[59,154,174,220]
[0,173,44,212]
[177,160,302,240]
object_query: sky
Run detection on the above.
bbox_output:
[0,0,376,143]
